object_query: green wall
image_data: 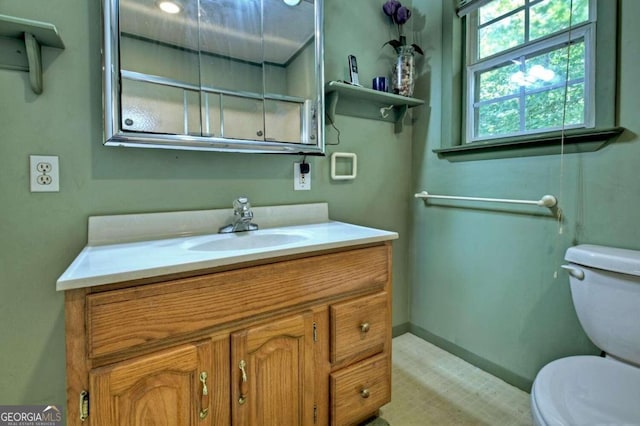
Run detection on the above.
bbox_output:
[3,0,636,409]
[0,0,411,405]
[409,0,640,390]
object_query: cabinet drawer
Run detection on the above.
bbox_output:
[330,353,390,426]
[330,292,388,365]
[86,245,389,358]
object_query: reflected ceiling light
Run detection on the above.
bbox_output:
[529,65,555,82]
[510,65,556,87]
[283,0,302,6]
[157,1,181,14]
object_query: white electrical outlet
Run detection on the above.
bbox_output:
[30,155,60,192]
[293,162,311,190]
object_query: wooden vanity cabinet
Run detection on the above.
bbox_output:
[88,340,213,426]
[65,242,392,426]
[329,293,391,426]
[231,312,315,425]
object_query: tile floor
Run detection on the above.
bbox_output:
[379,333,533,425]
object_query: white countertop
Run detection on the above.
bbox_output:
[57,208,398,291]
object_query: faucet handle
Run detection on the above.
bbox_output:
[219,197,257,233]
[233,196,250,212]
[232,197,254,222]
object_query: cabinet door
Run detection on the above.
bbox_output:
[89,341,212,426]
[231,312,315,426]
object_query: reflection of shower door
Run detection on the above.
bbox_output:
[202,91,309,144]
[120,72,311,143]
[120,76,201,136]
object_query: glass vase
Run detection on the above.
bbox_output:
[392,45,415,97]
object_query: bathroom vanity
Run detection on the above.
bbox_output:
[58,204,397,425]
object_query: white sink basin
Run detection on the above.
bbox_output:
[186,230,311,252]
[57,217,399,291]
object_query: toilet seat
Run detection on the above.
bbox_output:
[532,355,640,425]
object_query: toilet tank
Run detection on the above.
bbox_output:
[565,244,640,365]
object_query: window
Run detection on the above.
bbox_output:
[435,0,619,160]
[465,0,594,143]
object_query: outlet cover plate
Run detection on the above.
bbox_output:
[30,155,59,192]
[294,162,311,190]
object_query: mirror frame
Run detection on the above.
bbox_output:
[102,0,325,154]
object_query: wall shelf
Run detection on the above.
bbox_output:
[325,80,424,133]
[0,14,65,94]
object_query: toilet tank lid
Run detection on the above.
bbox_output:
[566,244,640,276]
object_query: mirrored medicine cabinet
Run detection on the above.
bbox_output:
[102,0,324,154]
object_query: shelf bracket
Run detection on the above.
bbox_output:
[395,104,409,133]
[25,33,43,94]
[326,90,339,124]
[0,14,65,95]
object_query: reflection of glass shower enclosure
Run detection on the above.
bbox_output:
[120,73,201,136]
[121,70,309,143]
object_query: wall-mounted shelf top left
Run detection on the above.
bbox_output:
[0,14,65,94]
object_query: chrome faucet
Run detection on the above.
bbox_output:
[219,196,259,233]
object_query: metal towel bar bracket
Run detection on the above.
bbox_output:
[414,191,557,208]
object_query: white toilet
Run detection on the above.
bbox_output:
[531,244,640,425]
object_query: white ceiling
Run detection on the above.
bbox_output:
[119,0,315,65]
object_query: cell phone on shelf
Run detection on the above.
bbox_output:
[348,55,360,86]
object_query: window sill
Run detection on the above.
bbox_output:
[433,127,625,162]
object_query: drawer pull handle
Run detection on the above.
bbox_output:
[360,388,371,399]
[238,360,248,405]
[360,322,371,333]
[199,371,209,419]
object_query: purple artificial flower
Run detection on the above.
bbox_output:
[382,0,423,55]
[382,0,401,18]
[395,6,411,25]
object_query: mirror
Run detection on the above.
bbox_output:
[102,0,324,154]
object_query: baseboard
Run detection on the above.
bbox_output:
[392,322,410,338]
[407,323,533,392]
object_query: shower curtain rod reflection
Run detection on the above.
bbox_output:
[414,191,557,208]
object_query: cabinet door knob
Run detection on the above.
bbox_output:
[360,322,371,333]
[360,388,371,399]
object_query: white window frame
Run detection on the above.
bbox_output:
[464,0,597,144]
